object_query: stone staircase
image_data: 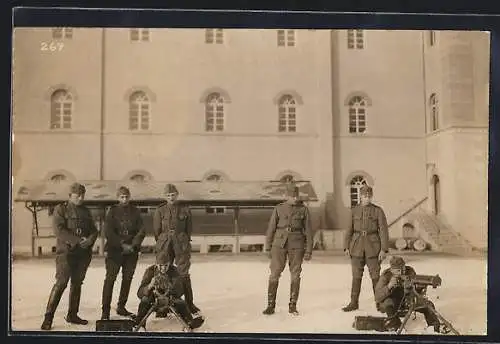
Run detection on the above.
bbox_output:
[406,211,482,256]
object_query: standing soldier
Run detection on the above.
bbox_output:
[342,185,389,312]
[41,182,98,331]
[153,183,200,315]
[262,184,313,316]
[101,186,146,320]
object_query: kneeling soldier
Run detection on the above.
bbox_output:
[134,259,205,331]
[375,256,448,333]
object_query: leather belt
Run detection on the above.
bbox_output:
[355,230,377,236]
[278,227,303,232]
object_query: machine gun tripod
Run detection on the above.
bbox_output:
[133,292,194,333]
[393,274,459,335]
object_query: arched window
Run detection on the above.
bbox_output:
[280,174,295,184]
[348,95,367,134]
[278,95,297,132]
[206,174,223,182]
[429,93,439,132]
[205,93,225,132]
[130,174,147,183]
[49,174,67,183]
[349,175,368,207]
[129,91,150,130]
[50,90,73,129]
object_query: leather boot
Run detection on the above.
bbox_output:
[262,280,279,315]
[65,284,88,325]
[40,284,65,330]
[117,278,135,318]
[101,279,114,320]
[342,278,362,312]
[182,275,200,314]
[288,278,300,315]
[174,301,205,330]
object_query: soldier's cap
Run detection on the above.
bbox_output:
[389,256,406,269]
[164,183,178,195]
[360,185,373,196]
[116,186,131,197]
[69,182,86,195]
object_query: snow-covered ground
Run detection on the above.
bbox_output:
[10,253,487,335]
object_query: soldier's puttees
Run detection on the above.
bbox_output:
[153,183,201,317]
[263,184,313,316]
[41,183,98,331]
[342,185,389,312]
[101,186,146,320]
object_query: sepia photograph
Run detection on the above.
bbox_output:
[10,27,489,335]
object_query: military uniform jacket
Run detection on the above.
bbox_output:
[153,202,192,246]
[104,204,146,253]
[344,203,389,258]
[52,202,98,254]
[266,201,313,254]
[137,265,184,299]
[374,266,416,303]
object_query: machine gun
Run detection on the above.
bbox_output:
[133,273,193,332]
[394,274,459,335]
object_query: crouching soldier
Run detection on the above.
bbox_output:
[262,184,313,316]
[375,256,449,334]
[41,182,98,330]
[134,259,205,331]
[101,186,146,320]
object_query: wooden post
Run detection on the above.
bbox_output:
[234,206,240,254]
[98,207,105,256]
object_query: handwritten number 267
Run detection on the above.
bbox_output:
[40,42,64,52]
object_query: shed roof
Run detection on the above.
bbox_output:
[13,180,318,206]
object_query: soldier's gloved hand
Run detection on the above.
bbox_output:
[304,252,312,261]
[378,250,388,262]
[79,237,93,249]
[344,249,351,258]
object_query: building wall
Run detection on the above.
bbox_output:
[101,28,333,196]
[10,28,490,253]
[423,31,489,249]
[331,30,428,233]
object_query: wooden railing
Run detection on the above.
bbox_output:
[387,197,428,229]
